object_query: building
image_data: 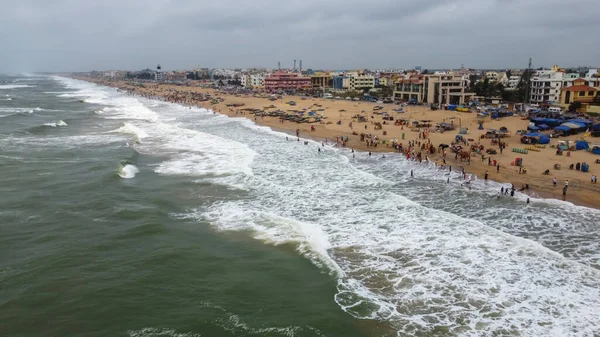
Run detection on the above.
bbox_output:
[506,75,521,91]
[393,75,425,102]
[250,74,265,88]
[164,72,187,82]
[583,69,600,88]
[239,74,250,88]
[346,74,375,90]
[332,75,345,90]
[264,71,311,91]
[311,72,332,89]
[393,74,474,104]
[423,74,475,104]
[560,78,598,107]
[529,70,564,104]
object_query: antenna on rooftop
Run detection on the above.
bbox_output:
[294,59,297,71]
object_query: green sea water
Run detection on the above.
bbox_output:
[2,75,600,337]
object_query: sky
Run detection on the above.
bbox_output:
[1,0,599,72]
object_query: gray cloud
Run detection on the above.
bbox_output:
[1,0,599,72]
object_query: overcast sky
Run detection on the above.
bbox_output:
[1,0,599,72]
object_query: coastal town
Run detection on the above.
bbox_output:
[74,61,600,207]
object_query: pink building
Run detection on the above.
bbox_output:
[264,71,311,91]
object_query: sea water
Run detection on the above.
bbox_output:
[1,75,599,337]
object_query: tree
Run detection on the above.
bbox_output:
[568,101,583,112]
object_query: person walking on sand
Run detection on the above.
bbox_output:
[565,179,569,189]
[553,177,557,187]
[496,163,500,173]
[484,171,488,181]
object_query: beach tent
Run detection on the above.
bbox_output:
[524,133,540,137]
[592,144,600,155]
[527,125,540,131]
[568,118,592,125]
[576,140,589,150]
[538,134,551,144]
[538,124,550,130]
[554,125,571,132]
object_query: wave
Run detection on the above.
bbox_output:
[0,84,35,89]
[118,164,139,179]
[112,123,149,143]
[44,120,68,127]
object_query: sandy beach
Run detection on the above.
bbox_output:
[74,76,600,209]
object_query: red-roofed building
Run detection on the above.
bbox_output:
[264,71,312,91]
[560,78,598,105]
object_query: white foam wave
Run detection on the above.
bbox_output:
[44,120,68,127]
[118,164,139,179]
[152,123,255,177]
[196,205,343,276]
[112,123,149,143]
[0,84,35,89]
[127,328,201,337]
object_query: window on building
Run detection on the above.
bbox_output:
[589,91,594,96]
[580,91,585,96]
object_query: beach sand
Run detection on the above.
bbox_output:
[74,77,600,209]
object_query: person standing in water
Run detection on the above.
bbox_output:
[484,171,489,181]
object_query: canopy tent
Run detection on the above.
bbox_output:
[554,125,571,132]
[527,125,540,131]
[538,135,551,144]
[537,124,550,130]
[562,122,587,131]
[524,133,540,137]
[568,118,592,125]
[576,140,590,150]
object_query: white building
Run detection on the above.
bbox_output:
[505,75,521,90]
[240,74,250,88]
[529,70,564,104]
[250,74,265,88]
[583,69,600,87]
[342,73,375,90]
[155,71,164,81]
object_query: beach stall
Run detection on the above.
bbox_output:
[521,133,549,145]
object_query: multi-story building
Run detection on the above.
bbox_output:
[560,79,598,106]
[155,71,164,81]
[423,74,475,104]
[346,74,375,90]
[264,71,311,91]
[506,75,521,90]
[583,69,600,88]
[393,75,425,102]
[239,74,250,88]
[529,70,564,104]
[311,72,332,89]
[394,74,474,104]
[250,74,265,88]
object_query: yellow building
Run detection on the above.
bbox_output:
[560,78,599,113]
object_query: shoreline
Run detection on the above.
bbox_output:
[70,76,600,209]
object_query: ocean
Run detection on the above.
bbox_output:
[1,75,599,337]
